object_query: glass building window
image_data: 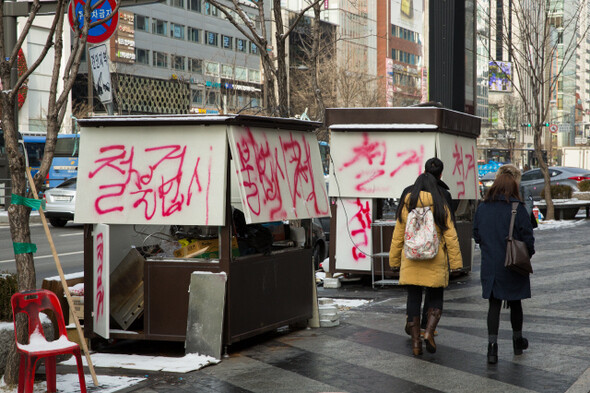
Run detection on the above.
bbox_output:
[204,2,218,16]
[170,23,185,40]
[222,35,233,50]
[250,42,258,54]
[235,66,247,81]
[248,69,260,83]
[173,55,185,70]
[170,0,184,8]
[189,58,203,73]
[206,31,218,46]
[153,51,168,68]
[236,38,247,52]
[135,15,149,32]
[152,19,167,36]
[188,27,201,43]
[207,91,219,106]
[188,0,201,12]
[192,89,204,105]
[221,64,233,78]
[136,48,150,64]
[205,61,219,76]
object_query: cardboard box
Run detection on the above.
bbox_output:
[68,295,84,324]
[66,326,89,348]
[174,237,239,259]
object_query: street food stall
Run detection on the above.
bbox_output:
[75,115,329,348]
[325,107,481,285]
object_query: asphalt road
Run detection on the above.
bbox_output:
[0,222,85,287]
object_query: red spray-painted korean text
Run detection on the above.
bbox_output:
[88,144,213,223]
[95,233,104,319]
[339,133,424,193]
[451,142,477,198]
[349,198,372,261]
[235,128,328,221]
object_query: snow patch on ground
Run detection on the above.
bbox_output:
[536,219,586,230]
[61,352,219,373]
[0,374,145,393]
[328,298,372,310]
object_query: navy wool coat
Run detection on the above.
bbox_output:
[473,197,535,300]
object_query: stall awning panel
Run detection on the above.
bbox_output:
[75,125,228,225]
[436,134,478,200]
[228,125,330,224]
[329,131,437,199]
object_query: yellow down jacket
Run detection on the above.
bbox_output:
[389,191,462,288]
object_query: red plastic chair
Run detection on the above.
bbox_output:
[11,289,87,393]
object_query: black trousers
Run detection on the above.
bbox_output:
[406,285,443,323]
[487,295,523,335]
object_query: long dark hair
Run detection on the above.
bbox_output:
[397,172,449,232]
[484,173,520,203]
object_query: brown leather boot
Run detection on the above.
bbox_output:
[424,308,442,353]
[409,316,422,356]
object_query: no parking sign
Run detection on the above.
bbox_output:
[549,124,558,134]
[68,0,119,44]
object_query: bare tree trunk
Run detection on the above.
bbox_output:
[534,128,554,219]
[272,0,288,118]
[2,94,36,385]
[262,59,277,115]
[311,1,325,125]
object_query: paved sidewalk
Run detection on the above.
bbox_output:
[49,219,590,393]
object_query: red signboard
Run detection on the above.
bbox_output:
[68,0,119,44]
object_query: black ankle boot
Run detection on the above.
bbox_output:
[513,337,529,355]
[487,343,498,364]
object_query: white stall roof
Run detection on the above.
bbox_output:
[329,123,439,130]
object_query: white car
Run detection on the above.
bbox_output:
[43,177,76,227]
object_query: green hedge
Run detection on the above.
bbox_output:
[540,185,573,199]
[578,180,590,192]
[0,273,18,321]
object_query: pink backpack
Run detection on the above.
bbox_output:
[404,206,440,260]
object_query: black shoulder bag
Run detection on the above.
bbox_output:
[505,202,533,276]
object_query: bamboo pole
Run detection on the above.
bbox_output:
[26,171,99,387]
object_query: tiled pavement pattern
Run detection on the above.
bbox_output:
[97,221,590,393]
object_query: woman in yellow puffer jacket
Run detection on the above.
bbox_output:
[389,172,463,356]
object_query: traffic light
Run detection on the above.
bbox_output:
[520,123,532,127]
[543,122,550,126]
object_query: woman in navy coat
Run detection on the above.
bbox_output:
[473,173,535,364]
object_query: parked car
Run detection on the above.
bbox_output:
[479,171,497,197]
[521,166,590,200]
[43,177,76,227]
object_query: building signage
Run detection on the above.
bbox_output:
[421,67,428,102]
[386,58,394,107]
[68,0,119,44]
[489,61,512,92]
[112,10,135,64]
